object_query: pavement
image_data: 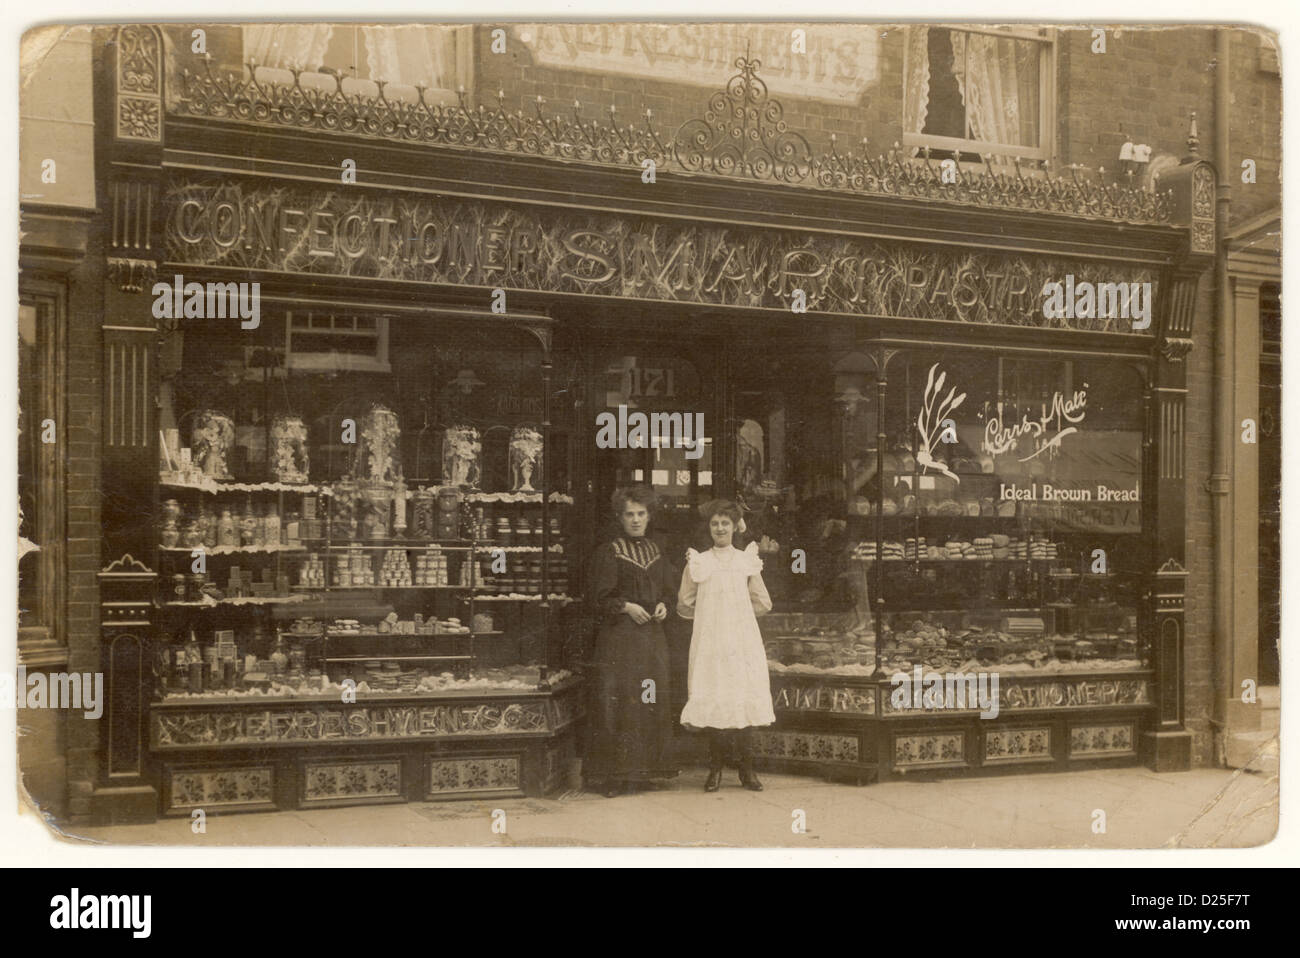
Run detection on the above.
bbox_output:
[56,744,1279,849]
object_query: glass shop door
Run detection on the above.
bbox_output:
[587,349,718,562]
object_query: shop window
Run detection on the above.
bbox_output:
[904,25,1054,167]
[285,310,391,374]
[245,24,473,101]
[18,291,66,649]
[761,345,1149,675]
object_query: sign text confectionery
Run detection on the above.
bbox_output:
[165,177,1158,333]
[152,700,551,748]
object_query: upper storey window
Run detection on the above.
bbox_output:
[244,24,472,99]
[904,25,1054,167]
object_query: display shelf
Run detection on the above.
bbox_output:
[315,486,575,505]
[853,557,1063,564]
[160,544,306,555]
[321,630,502,638]
[290,585,473,591]
[473,544,566,553]
[163,594,311,608]
[323,655,473,663]
[160,475,322,494]
[299,538,473,549]
[151,672,581,708]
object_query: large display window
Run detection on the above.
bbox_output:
[766,346,1150,678]
[152,310,578,703]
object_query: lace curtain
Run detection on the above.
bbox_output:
[362,25,460,90]
[244,24,461,90]
[950,30,1040,161]
[907,27,1041,168]
[244,24,335,70]
[903,26,931,135]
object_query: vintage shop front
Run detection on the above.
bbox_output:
[92,28,1211,819]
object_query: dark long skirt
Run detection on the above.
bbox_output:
[584,616,678,784]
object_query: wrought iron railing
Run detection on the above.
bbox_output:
[174,54,1172,225]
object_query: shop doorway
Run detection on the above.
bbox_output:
[584,345,720,742]
[587,348,720,558]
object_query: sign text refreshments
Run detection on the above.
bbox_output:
[166,178,1157,333]
[512,23,880,102]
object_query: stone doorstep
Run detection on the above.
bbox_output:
[1225,730,1279,774]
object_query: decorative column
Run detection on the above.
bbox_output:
[1149,145,1216,774]
[92,24,167,822]
[1144,146,1216,771]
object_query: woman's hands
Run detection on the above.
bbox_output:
[623,601,668,624]
[624,601,652,625]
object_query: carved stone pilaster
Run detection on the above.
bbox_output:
[114,25,163,143]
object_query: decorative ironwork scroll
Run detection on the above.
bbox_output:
[174,55,1173,226]
[672,56,813,182]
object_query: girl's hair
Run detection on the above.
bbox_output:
[697,498,741,524]
[611,484,658,515]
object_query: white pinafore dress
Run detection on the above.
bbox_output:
[677,542,776,730]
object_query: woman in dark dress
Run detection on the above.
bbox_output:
[585,485,680,797]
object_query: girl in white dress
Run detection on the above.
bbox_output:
[677,499,775,791]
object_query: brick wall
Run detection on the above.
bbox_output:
[477,25,905,157]
[1226,28,1282,228]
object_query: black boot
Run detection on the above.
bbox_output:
[737,728,763,791]
[705,730,725,792]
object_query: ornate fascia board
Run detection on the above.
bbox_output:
[173,54,1173,228]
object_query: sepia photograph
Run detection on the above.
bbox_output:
[12,12,1283,857]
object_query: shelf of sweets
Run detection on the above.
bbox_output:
[323,654,473,663]
[160,544,306,555]
[316,485,575,505]
[474,544,566,553]
[853,536,1060,562]
[164,593,312,608]
[298,538,475,550]
[768,658,1149,677]
[320,631,504,639]
[291,585,474,591]
[160,474,322,494]
[156,667,576,703]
